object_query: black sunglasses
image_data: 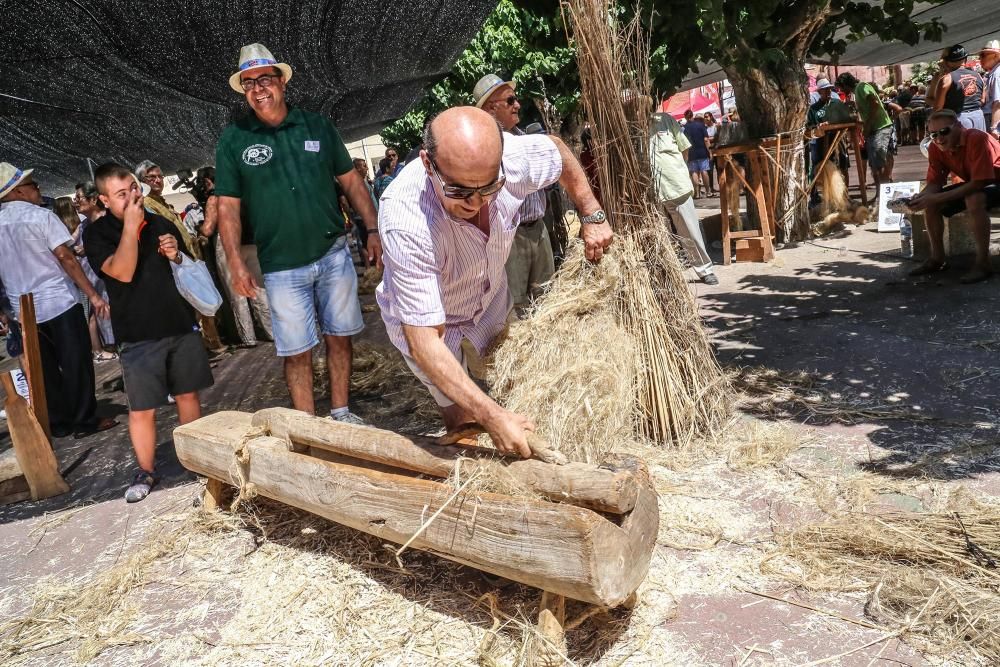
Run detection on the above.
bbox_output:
[929,125,954,140]
[501,95,517,107]
[429,158,506,200]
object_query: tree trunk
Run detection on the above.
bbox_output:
[724,60,812,243]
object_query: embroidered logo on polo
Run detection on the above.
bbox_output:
[242,144,273,166]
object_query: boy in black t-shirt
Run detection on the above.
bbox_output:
[85,163,214,502]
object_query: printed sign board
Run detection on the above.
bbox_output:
[877,181,921,232]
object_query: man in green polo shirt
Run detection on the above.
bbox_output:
[836,72,902,195]
[215,44,381,424]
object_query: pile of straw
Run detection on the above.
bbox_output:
[810,162,869,236]
[767,494,1000,661]
[489,241,638,463]
[350,342,440,431]
[490,0,730,450]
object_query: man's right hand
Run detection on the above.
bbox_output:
[230,258,258,298]
[123,189,145,232]
[482,407,535,459]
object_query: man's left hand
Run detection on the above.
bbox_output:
[158,234,180,262]
[908,192,935,212]
[367,231,384,269]
[580,220,613,262]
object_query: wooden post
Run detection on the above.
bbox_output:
[718,156,733,265]
[533,591,568,667]
[203,478,226,511]
[852,123,868,207]
[19,294,50,441]
[1,374,69,500]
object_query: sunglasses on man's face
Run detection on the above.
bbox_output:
[240,73,280,92]
[501,95,518,107]
[429,159,506,200]
[929,125,954,140]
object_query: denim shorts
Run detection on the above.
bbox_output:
[687,158,711,173]
[263,238,364,356]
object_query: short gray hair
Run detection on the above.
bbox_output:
[929,109,958,124]
[134,160,159,181]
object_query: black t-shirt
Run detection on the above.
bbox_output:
[945,68,985,114]
[84,212,199,344]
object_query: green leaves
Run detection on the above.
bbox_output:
[380,0,578,149]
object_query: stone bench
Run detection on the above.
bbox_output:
[910,210,1000,260]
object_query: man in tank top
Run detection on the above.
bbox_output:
[933,45,986,131]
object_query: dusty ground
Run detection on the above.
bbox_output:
[1,146,998,666]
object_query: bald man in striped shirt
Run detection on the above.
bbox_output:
[376,107,611,458]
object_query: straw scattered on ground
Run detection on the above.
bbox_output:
[765,487,1000,663]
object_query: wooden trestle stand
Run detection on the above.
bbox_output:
[0,294,70,504]
[714,121,867,265]
[175,407,659,663]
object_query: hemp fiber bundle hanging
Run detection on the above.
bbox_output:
[490,0,730,448]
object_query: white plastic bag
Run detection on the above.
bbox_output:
[170,254,222,316]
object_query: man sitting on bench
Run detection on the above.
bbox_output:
[909,109,1000,283]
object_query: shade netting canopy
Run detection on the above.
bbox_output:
[1,0,497,192]
[679,0,1000,89]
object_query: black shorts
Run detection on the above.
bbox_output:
[939,182,1000,217]
[119,331,214,411]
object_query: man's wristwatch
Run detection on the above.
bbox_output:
[579,210,607,225]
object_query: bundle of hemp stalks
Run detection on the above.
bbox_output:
[489,0,730,457]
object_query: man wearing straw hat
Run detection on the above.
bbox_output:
[376,106,612,458]
[980,40,1000,139]
[0,162,117,439]
[474,73,555,315]
[215,44,381,424]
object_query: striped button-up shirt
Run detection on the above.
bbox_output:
[376,133,562,357]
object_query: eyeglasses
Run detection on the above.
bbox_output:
[240,73,280,92]
[929,125,954,140]
[387,153,397,158]
[144,173,164,182]
[429,158,506,200]
[501,95,517,107]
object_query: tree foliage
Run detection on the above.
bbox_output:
[379,0,577,152]
[640,0,948,96]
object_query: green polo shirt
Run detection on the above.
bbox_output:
[214,107,354,273]
[853,82,892,136]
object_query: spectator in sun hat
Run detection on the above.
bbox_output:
[932,44,985,131]
[214,43,380,424]
[474,73,555,315]
[980,40,1000,139]
[0,162,117,439]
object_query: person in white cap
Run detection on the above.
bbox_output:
[214,44,380,424]
[376,106,612,458]
[980,40,1000,139]
[473,73,554,315]
[0,163,117,439]
[807,78,853,184]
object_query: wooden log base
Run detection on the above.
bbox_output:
[174,411,659,607]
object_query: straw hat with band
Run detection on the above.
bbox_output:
[473,74,515,108]
[0,162,33,200]
[981,40,1000,56]
[229,43,294,94]
[815,78,835,91]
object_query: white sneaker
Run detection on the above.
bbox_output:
[330,410,367,426]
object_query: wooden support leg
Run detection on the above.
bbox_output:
[203,478,226,511]
[533,591,567,667]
